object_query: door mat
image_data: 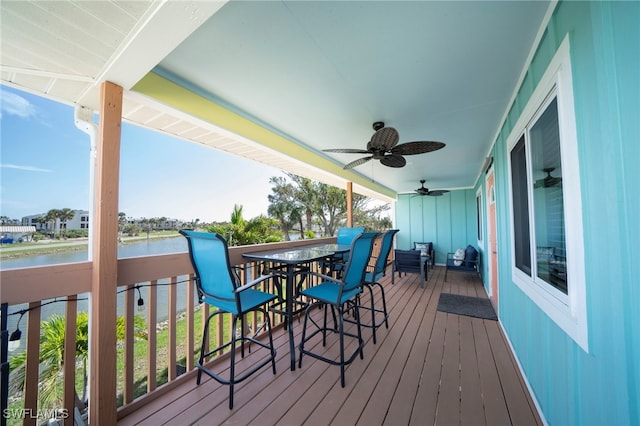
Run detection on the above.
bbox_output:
[437,293,497,320]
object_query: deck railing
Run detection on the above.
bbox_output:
[1,236,389,425]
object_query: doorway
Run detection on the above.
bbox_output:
[486,166,499,313]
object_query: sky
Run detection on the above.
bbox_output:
[0,85,286,223]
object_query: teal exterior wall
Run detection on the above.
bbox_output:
[394,2,639,424]
[395,190,479,266]
[488,2,638,425]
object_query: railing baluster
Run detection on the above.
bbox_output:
[123,285,135,404]
[23,301,40,426]
[146,280,157,392]
[63,296,78,426]
[167,276,177,381]
[186,274,195,371]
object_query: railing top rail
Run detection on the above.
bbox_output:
[1,237,337,305]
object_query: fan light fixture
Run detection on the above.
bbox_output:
[323,122,445,169]
[414,179,449,197]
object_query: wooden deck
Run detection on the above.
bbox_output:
[118,266,542,426]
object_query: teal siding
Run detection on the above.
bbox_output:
[396,190,478,265]
[395,2,639,424]
[489,2,639,425]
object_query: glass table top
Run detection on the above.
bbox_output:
[242,243,349,264]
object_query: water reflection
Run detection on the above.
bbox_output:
[3,237,193,352]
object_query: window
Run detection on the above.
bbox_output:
[507,36,587,351]
[476,188,483,243]
[510,135,531,275]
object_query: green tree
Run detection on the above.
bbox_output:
[58,208,75,239]
[266,173,392,237]
[140,218,151,239]
[9,312,146,409]
[207,206,282,246]
[34,215,47,232]
[45,209,62,238]
[285,173,317,232]
[268,176,303,240]
[230,204,245,227]
[352,195,392,231]
[313,183,348,236]
[242,215,283,244]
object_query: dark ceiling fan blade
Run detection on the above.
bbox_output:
[534,168,562,188]
[427,190,449,196]
[391,141,446,155]
[323,148,371,154]
[343,156,373,169]
[369,127,399,151]
[380,154,406,168]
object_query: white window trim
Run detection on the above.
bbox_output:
[506,36,588,352]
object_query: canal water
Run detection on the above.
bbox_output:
[2,236,194,352]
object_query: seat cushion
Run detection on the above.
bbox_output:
[453,248,465,266]
[464,245,478,267]
[301,281,360,305]
[203,288,277,316]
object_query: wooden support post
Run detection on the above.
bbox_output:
[89,81,122,425]
[346,181,353,227]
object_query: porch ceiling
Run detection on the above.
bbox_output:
[0,0,552,201]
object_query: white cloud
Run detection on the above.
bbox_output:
[0,163,52,172]
[0,88,37,119]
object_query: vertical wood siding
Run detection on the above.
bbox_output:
[481,2,639,425]
[396,190,479,265]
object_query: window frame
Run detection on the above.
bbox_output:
[476,186,484,245]
[506,36,588,351]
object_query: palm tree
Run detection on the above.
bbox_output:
[58,208,75,239]
[9,312,146,409]
[34,215,47,234]
[208,207,282,246]
[230,204,245,227]
[45,209,62,238]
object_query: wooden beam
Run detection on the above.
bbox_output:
[346,181,353,227]
[89,81,122,425]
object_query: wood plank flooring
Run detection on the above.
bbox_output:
[118,266,542,426]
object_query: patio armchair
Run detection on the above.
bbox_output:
[298,231,378,387]
[444,245,480,281]
[180,230,278,409]
[392,249,426,287]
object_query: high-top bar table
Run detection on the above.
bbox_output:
[243,243,350,371]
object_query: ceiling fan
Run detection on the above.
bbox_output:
[414,179,449,196]
[534,168,562,188]
[323,122,445,169]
